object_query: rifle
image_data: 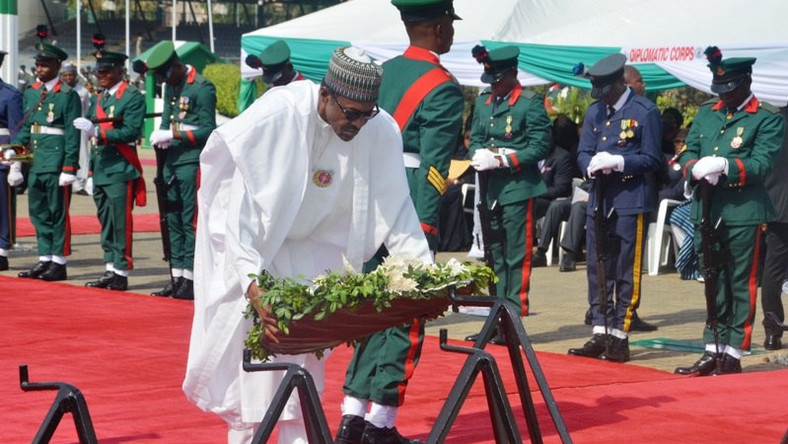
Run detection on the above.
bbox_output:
[90,112,162,125]
[153,146,175,285]
[476,171,500,297]
[698,180,730,374]
[593,176,620,353]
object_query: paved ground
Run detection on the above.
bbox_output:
[3,149,788,375]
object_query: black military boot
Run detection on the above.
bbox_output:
[86,271,116,288]
[568,333,609,358]
[106,273,128,291]
[38,262,67,281]
[531,249,547,267]
[151,277,183,297]
[599,336,630,362]
[674,351,720,376]
[360,422,423,444]
[629,311,658,332]
[18,260,51,278]
[718,354,742,374]
[173,278,194,300]
[336,414,366,444]
[0,255,8,271]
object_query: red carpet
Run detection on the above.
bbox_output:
[16,212,161,237]
[2,275,787,443]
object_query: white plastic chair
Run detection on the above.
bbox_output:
[646,198,682,276]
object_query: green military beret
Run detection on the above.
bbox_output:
[94,50,128,70]
[472,45,519,84]
[586,53,627,99]
[34,42,68,63]
[391,0,461,22]
[704,46,755,94]
[145,41,176,71]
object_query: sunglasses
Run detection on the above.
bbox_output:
[330,93,380,122]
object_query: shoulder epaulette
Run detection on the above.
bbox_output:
[701,98,717,107]
[479,87,492,96]
[521,88,536,99]
[60,84,72,93]
[759,101,780,114]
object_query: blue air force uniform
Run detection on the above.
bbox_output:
[0,76,24,267]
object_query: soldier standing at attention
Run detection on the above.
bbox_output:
[466,45,550,336]
[336,1,463,443]
[146,42,217,301]
[0,49,24,271]
[14,37,81,282]
[73,37,146,291]
[675,47,784,376]
[567,53,662,363]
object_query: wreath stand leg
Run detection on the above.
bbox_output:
[19,365,99,444]
[442,295,573,444]
[242,350,334,444]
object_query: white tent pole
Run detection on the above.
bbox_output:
[76,0,81,73]
[125,0,130,71]
[171,0,176,41]
[207,0,214,53]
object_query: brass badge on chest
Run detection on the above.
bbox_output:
[731,127,744,149]
[108,105,115,118]
[504,115,513,140]
[46,103,55,123]
[312,169,333,188]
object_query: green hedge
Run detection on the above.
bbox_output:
[203,62,242,118]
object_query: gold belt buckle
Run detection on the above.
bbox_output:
[31,123,41,134]
[489,147,499,154]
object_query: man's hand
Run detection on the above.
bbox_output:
[691,156,729,182]
[7,162,23,186]
[58,172,76,187]
[150,129,174,149]
[587,151,624,178]
[73,117,97,137]
[85,177,94,195]
[246,281,281,344]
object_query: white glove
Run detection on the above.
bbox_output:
[150,129,174,149]
[85,177,94,195]
[703,172,721,186]
[2,148,16,163]
[587,151,625,178]
[471,149,508,171]
[7,162,23,187]
[59,172,76,187]
[691,156,729,181]
[73,117,97,137]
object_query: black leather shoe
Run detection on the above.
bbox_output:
[559,254,576,272]
[0,255,8,271]
[360,422,423,444]
[172,278,194,300]
[38,262,67,281]
[86,271,115,288]
[19,261,51,278]
[106,274,128,291]
[674,351,720,376]
[718,354,742,374]
[531,250,547,267]
[336,414,366,444]
[151,277,183,297]
[764,334,783,351]
[629,312,658,332]
[568,334,609,358]
[600,336,630,362]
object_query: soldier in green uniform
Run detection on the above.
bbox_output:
[14,39,81,282]
[73,38,146,291]
[467,45,550,328]
[245,40,306,87]
[336,1,463,443]
[145,42,217,301]
[675,47,785,376]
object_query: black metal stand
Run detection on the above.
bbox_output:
[426,329,522,444]
[450,294,573,444]
[19,365,99,444]
[242,350,334,444]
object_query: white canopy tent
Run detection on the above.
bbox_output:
[240,0,788,107]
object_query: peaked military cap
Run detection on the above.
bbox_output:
[145,41,177,73]
[35,42,68,63]
[392,0,461,23]
[259,40,291,84]
[473,45,519,84]
[94,51,128,70]
[586,53,626,99]
[704,46,755,94]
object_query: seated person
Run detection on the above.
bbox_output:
[438,112,476,252]
[533,114,577,222]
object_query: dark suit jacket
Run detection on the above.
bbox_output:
[540,145,574,200]
[765,107,788,222]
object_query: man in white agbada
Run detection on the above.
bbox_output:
[183,46,432,444]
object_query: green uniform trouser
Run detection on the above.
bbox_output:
[164,162,198,270]
[343,249,426,407]
[28,171,71,257]
[94,180,134,271]
[696,224,760,350]
[489,198,534,316]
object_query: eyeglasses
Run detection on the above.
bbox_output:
[330,93,380,122]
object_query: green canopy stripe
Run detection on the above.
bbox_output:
[0,0,17,15]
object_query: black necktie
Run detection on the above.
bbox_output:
[607,105,615,118]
